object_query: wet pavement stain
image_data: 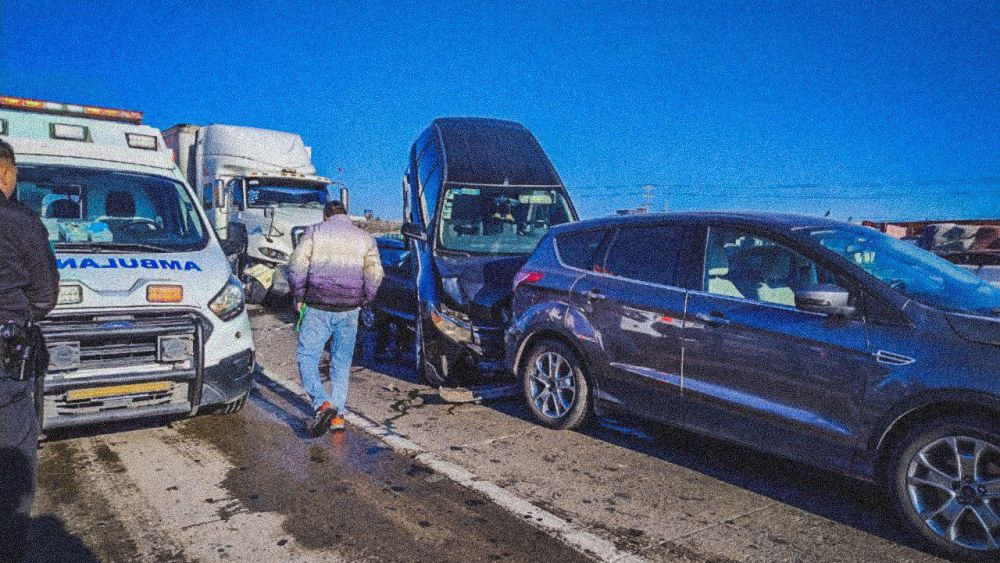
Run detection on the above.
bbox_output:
[175,382,590,563]
[33,441,191,563]
[384,388,426,435]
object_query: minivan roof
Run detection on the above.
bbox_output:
[430,117,563,187]
[549,211,860,234]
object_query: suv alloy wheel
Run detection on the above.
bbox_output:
[520,340,590,430]
[888,415,1000,560]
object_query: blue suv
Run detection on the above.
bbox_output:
[506,212,1000,560]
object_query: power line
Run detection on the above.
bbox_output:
[567,178,1000,194]
[640,184,655,212]
[575,190,996,201]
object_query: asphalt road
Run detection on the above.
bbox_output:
[26,304,949,562]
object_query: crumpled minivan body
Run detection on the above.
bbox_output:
[399,118,577,385]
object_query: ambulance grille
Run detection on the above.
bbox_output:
[39,311,206,374]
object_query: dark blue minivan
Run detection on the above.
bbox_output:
[507,212,1000,560]
[399,118,577,385]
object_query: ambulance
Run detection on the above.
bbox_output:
[0,96,255,431]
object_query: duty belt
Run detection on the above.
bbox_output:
[0,321,45,382]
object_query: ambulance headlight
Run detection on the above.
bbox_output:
[209,275,245,321]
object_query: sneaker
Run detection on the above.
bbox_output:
[309,402,336,438]
[330,415,345,432]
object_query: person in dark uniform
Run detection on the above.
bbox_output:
[0,138,59,562]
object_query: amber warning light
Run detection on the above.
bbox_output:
[147,285,184,303]
[0,95,143,124]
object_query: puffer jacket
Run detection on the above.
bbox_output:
[287,215,384,309]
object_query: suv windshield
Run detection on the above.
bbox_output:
[807,225,1000,315]
[16,165,208,252]
[246,179,328,208]
[438,185,573,255]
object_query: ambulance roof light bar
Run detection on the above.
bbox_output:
[0,95,143,125]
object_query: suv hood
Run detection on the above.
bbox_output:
[433,254,528,324]
[946,312,1000,347]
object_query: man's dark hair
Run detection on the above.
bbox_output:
[324,200,347,219]
[0,138,15,168]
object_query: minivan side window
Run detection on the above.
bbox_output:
[603,224,687,286]
[703,227,840,307]
[556,229,608,271]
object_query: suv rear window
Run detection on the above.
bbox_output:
[556,229,608,271]
[603,225,687,286]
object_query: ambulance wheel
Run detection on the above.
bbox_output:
[244,277,268,305]
[34,374,46,441]
[220,391,248,415]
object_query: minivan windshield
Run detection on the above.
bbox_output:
[438,185,573,255]
[807,225,1000,315]
[15,165,208,252]
[246,178,328,208]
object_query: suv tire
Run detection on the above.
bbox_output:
[520,340,590,430]
[887,414,1000,561]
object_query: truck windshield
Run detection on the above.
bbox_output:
[246,179,328,208]
[438,185,573,255]
[807,225,1000,315]
[15,165,208,252]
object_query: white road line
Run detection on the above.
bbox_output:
[257,368,650,563]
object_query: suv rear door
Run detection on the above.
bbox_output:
[570,221,694,422]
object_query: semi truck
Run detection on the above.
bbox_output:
[0,95,255,431]
[163,124,348,303]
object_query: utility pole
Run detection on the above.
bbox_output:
[641,184,655,213]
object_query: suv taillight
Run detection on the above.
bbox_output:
[513,270,544,292]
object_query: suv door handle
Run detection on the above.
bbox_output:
[695,312,730,327]
[585,289,607,301]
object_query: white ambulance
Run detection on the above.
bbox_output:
[0,96,255,431]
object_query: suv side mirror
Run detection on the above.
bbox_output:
[400,221,428,242]
[795,284,856,317]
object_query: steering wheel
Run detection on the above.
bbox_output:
[117,218,160,235]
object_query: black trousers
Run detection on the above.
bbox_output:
[0,369,37,563]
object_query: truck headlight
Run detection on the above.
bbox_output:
[258,247,289,262]
[209,275,246,321]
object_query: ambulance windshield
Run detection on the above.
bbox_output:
[15,165,208,252]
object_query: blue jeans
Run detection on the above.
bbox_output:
[296,307,359,413]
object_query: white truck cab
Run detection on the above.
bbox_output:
[0,96,255,430]
[164,124,348,303]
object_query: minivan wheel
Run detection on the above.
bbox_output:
[888,416,1000,560]
[520,340,589,430]
[360,305,377,332]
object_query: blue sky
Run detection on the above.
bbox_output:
[1,1,997,221]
